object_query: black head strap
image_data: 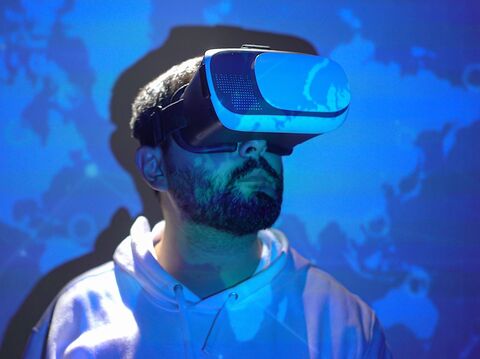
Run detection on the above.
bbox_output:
[150,100,188,146]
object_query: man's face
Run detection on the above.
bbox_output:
[163,138,284,236]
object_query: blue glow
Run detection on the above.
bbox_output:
[255,53,350,112]
[204,49,349,134]
[1,1,479,357]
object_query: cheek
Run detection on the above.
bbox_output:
[264,153,283,176]
[192,154,213,169]
[192,152,241,179]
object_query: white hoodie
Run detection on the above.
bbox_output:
[24,217,391,358]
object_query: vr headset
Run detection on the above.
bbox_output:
[148,44,351,155]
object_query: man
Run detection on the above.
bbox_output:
[25,48,391,358]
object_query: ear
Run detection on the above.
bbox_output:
[135,146,168,192]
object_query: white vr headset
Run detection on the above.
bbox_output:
[146,44,351,155]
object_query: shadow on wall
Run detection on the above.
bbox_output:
[0,25,316,358]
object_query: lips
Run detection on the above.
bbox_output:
[237,170,274,185]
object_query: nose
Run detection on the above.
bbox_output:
[238,140,267,159]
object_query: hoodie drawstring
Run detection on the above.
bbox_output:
[174,284,195,359]
[202,292,239,355]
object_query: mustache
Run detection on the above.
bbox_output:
[227,157,281,188]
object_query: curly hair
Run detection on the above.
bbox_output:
[130,56,203,147]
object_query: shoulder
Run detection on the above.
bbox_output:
[289,250,391,357]
[286,246,373,322]
[24,262,119,358]
[303,265,375,327]
[54,261,117,305]
[44,261,120,330]
[276,236,379,332]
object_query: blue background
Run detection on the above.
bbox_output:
[1,0,479,357]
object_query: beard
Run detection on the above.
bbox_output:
[167,157,283,236]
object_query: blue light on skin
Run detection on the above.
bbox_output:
[135,137,283,299]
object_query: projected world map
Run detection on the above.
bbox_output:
[1,0,479,357]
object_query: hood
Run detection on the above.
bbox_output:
[113,216,290,313]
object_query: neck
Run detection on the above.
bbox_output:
[155,204,262,299]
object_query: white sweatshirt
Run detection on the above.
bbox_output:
[24,217,392,358]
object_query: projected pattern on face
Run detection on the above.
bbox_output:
[166,153,283,236]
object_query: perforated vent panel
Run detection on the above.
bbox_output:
[214,73,263,112]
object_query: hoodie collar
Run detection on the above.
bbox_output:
[113,216,290,312]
